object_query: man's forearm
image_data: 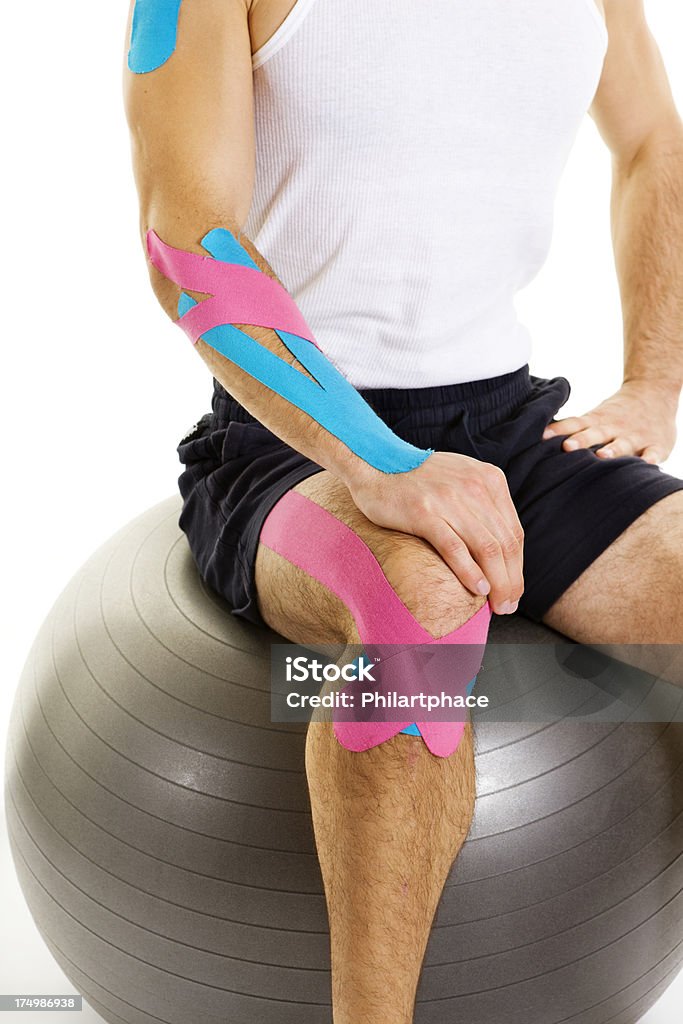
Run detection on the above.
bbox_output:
[611,132,683,401]
[144,194,427,487]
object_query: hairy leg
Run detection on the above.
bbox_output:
[542,491,683,680]
[255,471,485,1024]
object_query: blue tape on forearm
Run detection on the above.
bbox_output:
[128,0,183,74]
[174,232,432,474]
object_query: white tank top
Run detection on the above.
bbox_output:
[243,0,608,388]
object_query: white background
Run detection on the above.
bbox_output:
[1,1,682,1021]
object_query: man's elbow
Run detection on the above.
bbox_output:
[613,115,683,178]
[131,170,247,320]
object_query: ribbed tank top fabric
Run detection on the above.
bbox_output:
[239,0,608,389]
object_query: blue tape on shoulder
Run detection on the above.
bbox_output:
[128,0,183,74]
[179,231,432,475]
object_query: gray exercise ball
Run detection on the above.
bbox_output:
[4,496,682,1024]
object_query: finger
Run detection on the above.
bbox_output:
[477,508,525,603]
[422,519,493,599]
[479,465,526,546]
[453,514,516,614]
[471,507,524,602]
[641,447,662,465]
[561,426,616,451]
[453,473,521,611]
[542,416,591,439]
[478,479,525,603]
[595,436,638,458]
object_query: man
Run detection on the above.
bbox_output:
[124,1,683,1020]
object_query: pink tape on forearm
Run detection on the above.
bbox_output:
[260,490,491,757]
[146,230,318,344]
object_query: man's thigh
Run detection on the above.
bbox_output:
[541,490,683,645]
[502,416,683,623]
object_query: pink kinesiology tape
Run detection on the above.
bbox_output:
[146,231,319,345]
[260,490,492,758]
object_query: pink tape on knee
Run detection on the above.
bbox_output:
[146,230,319,346]
[260,490,491,757]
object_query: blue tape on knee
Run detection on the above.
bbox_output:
[347,650,478,739]
[399,677,478,736]
[344,655,422,737]
[176,231,432,475]
[128,0,183,74]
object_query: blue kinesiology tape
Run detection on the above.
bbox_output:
[128,0,183,74]
[176,230,433,474]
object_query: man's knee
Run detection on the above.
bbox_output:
[293,471,486,640]
[372,532,487,639]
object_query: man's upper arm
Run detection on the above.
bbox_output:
[123,0,255,230]
[589,0,683,166]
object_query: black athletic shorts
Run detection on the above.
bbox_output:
[175,365,683,627]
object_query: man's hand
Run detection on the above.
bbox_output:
[542,380,679,465]
[347,452,524,616]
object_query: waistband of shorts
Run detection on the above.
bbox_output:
[212,364,532,426]
[356,364,531,414]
